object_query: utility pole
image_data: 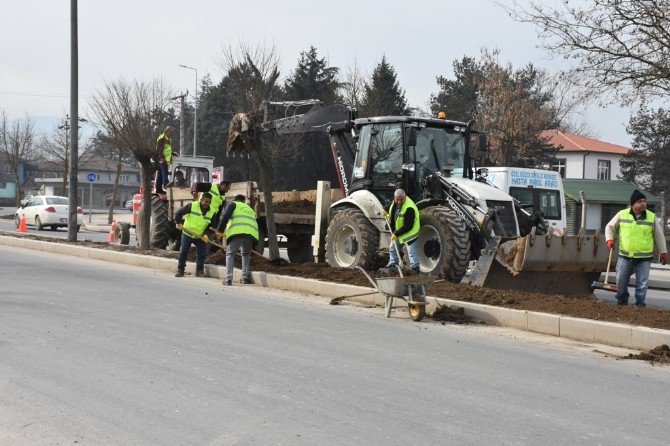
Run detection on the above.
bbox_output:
[178,64,198,157]
[171,91,188,153]
[67,0,79,242]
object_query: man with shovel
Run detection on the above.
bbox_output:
[216,194,259,286]
[174,192,217,278]
[384,188,421,273]
[605,190,668,307]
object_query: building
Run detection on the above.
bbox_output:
[0,154,39,206]
[543,130,630,180]
[562,179,661,235]
[35,156,141,208]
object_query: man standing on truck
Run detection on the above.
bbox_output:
[216,194,259,286]
[606,190,668,307]
[156,126,178,191]
[174,192,216,278]
[385,188,421,273]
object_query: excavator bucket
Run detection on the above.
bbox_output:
[467,230,609,295]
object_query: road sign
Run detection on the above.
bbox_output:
[87,172,96,183]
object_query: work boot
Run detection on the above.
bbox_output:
[224,279,232,286]
[175,270,185,277]
[634,302,646,308]
[195,270,205,278]
[241,277,251,284]
[616,299,628,306]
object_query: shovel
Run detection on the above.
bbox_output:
[591,248,618,293]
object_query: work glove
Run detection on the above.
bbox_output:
[214,229,224,240]
[176,223,183,231]
[661,253,668,265]
[606,239,614,250]
[202,234,210,244]
[391,233,397,242]
[380,210,388,218]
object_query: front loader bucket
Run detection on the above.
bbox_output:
[467,231,609,296]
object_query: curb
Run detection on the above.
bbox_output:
[2,235,669,351]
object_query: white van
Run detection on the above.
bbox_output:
[483,167,566,234]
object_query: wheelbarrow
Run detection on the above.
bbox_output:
[356,266,433,321]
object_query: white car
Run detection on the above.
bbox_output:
[14,195,83,231]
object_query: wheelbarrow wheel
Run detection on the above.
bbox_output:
[408,288,426,321]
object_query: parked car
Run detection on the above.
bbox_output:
[124,199,134,211]
[14,195,83,231]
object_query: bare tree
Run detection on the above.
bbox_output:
[504,0,670,105]
[0,110,39,206]
[341,59,366,111]
[217,42,283,261]
[39,118,92,196]
[88,78,173,249]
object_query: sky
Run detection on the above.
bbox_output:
[1,0,634,147]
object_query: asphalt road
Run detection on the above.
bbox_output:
[0,215,126,244]
[1,246,669,445]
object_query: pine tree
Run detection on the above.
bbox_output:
[430,56,482,122]
[361,56,409,117]
[284,46,341,104]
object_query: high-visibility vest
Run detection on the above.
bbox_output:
[617,208,656,259]
[207,183,225,214]
[157,132,173,163]
[225,201,259,241]
[389,197,420,244]
[182,201,215,239]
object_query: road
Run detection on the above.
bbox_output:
[0,214,130,244]
[1,246,669,445]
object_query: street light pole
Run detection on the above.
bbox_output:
[178,64,198,157]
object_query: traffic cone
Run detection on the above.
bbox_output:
[18,213,27,233]
[108,221,116,243]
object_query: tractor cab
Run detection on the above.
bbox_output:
[351,117,481,206]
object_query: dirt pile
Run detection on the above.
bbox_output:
[431,306,477,325]
[625,344,670,365]
[258,199,315,215]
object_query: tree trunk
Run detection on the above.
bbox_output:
[137,162,154,249]
[254,152,280,260]
[107,148,123,224]
[61,156,69,196]
[13,169,21,207]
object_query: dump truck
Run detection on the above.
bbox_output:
[227,101,609,295]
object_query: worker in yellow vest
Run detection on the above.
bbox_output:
[174,192,216,277]
[385,188,421,272]
[156,126,178,191]
[605,190,668,307]
[216,194,259,286]
[191,180,231,222]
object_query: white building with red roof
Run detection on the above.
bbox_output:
[542,130,630,180]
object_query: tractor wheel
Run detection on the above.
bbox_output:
[325,209,382,269]
[287,235,312,263]
[417,206,471,282]
[115,222,131,245]
[150,196,169,249]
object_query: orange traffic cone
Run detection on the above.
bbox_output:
[108,221,116,243]
[18,213,27,233]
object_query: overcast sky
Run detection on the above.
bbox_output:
[1,0,634,147]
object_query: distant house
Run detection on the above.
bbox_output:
[0,153,38,206]
[35,155,141,208]
[562,179,661,235]
[543,130,630,180]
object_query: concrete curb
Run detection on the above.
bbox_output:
[2,235,669,351]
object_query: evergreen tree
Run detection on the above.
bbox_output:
[620,106,670,197]
[430,56,482,121]
[361,56,409,117]
[284,46,341,104]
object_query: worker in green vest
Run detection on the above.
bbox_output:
[156,126,178,191]
[174,192,216,278]
[216,194,259,286]
[605,190,668,307]
[385,188,421,272]
[191,180,231,220]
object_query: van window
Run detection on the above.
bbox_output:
[509,187,561,220]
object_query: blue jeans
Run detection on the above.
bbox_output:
[614,256,651,305]
[158,163,169,189]
[178,233,208,272]
[226,235,253,282]
[389,239,420,270]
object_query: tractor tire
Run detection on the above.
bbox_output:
[150,196,169,249]
[115,222,131,245]
[417,206,471,282]
[287,235,312,263]
[325,208,382,269]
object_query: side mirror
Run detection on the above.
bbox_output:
[405,127,417,147]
